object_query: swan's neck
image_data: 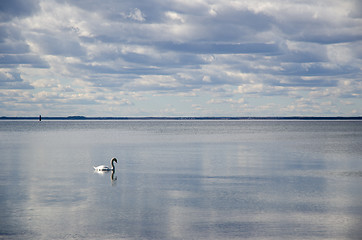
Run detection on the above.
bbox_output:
[111,159,116,171]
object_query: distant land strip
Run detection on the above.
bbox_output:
[1,116,362,120]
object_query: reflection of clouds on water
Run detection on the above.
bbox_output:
[0,166,31,237]
[338,171,362,178]
[1,120,362,239]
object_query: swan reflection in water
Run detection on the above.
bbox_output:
[94,157,118,184]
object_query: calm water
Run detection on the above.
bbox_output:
[1,120,361,240]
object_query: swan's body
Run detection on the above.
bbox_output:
[94,158,117,171]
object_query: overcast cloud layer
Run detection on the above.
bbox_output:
[1,0,361,116]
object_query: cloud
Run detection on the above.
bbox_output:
[0,42,29,54]
[0,70,33,89]
[0,54,49,68]
[350,0,362,18]
[0,0,40,22]
[157,42,280,54]
[278,63,356,77]
[31,35,86,57]
[207,98,244,104]
[280,49,328,63]
[0,0,362,116]
[127,8,146,22]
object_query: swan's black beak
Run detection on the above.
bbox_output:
[112,157,117,163]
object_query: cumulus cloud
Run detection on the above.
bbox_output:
[0,70,33,89]
[0,0,361,116]
[127,8,146,22]
[0,0,40,22]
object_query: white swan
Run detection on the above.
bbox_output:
[94,158,117,171]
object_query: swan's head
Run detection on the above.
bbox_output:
[111,157,117,163]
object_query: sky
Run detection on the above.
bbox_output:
[0,0,361,117]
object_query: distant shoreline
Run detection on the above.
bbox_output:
[1,116,362,120]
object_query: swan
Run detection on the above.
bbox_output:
[94,158,117,171]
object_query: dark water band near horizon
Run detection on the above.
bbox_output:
[1,120,361,239]
[2,115,362,120]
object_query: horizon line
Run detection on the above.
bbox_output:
[1,116,362,120]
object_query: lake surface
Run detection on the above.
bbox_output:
[1,120,361,239]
